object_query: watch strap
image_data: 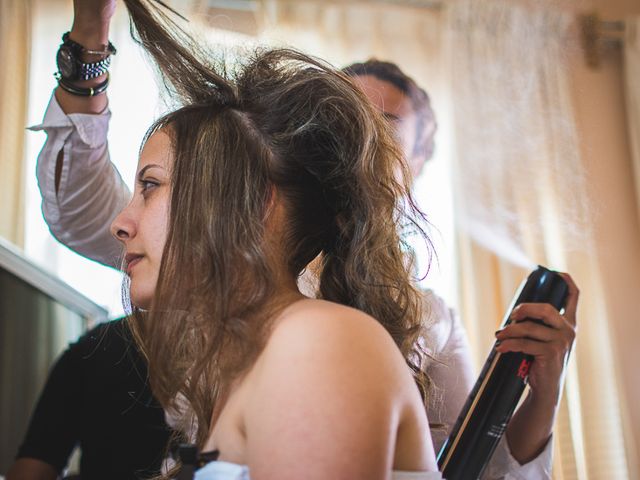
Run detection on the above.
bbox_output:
[77,55,112,81]
[57,32,116,81]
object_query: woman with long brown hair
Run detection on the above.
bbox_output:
[95,1,442,478]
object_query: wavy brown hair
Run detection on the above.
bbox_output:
[122,0,433,457]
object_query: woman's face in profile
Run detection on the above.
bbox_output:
[110,130,173,309]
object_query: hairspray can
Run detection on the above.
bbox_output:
[437,266,568,479]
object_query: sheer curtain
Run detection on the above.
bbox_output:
[446,1,630,478]
[256,1,635,478]
[625,17,640,223]
[622,18,640,477]
[0,0,31,247]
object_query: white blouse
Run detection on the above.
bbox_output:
[193,461,444,480]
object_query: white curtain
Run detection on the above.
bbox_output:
[0,0,31,247]
[624,17,640,223]
[446,1,631,478]
[621,18,640,478]
[255,1,637,477]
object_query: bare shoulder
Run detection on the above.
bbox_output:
[271,298,395,345]
[260,298,409,379]
[240,298,434,477]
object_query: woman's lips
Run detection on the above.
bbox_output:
[125,254,143,274]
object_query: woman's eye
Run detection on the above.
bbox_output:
[139,179,159,196]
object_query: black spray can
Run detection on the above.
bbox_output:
[437,266,569,479]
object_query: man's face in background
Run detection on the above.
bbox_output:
[353,74,426,179]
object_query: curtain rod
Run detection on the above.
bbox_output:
[208,0,442,11]
[580,13,625,69]
[367,0,442,9]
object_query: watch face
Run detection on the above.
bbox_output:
[56,46,77,80]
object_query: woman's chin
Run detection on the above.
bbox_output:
[129,289,153,311]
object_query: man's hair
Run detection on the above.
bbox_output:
[343,60,437,163]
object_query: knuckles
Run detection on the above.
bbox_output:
[540,303,559,318]
[550,343,566,359]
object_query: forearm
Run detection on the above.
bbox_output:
[6,459,58,480]
[498,275,579,466]
[505,389,558,464]
[32,92,129,268]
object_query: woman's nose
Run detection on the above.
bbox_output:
[110,206,136,242]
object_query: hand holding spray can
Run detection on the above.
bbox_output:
[437,266,569,479]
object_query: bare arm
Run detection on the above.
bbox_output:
[6,459,58,480]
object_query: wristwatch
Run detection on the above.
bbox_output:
[56,32,116,82]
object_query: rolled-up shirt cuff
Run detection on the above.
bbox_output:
[28,92,111,148]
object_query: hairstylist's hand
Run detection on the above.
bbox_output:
[495,272,578,403]
[495,272,578,463]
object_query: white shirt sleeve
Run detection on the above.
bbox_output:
[482,435,553,479]
[422,290,476,455]
[422,290,553,479]
[28,92,130,269]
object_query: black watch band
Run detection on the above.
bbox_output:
[57,73,110,97]
[56,32,117,82]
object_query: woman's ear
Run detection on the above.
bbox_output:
[264,184,278,222]
[264,185,288,238]
[263,186,291,264]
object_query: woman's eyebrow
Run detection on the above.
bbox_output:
[137,164,164,180]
